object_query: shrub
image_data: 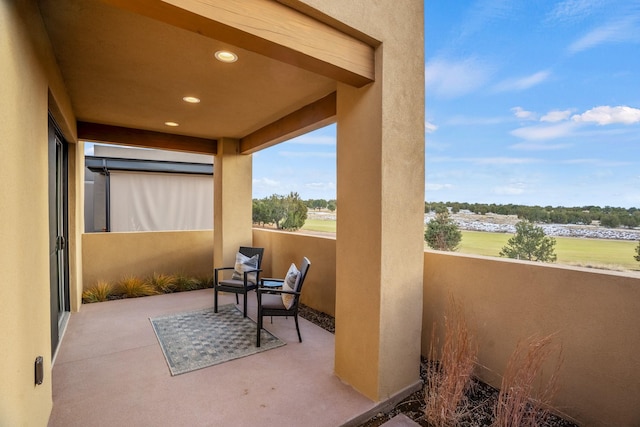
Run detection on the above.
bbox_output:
[425,296,477,426]
[82,281,115,303]
[174,273,201,292]
[147,272,177,294]
[493,334,562,427]
[117,275,158,298]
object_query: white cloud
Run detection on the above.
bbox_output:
[571,106,640,125]
[425,183,453,191]
[541,109,573,122]
[511,107,537,120]
[468,157,538,165]
[511,121,577,140]
[305,182,336,191]
[425,57,494,98]
[252,177,280,188]
[493,184,525,195]
[494,70,551,92]
[545,0,605,23]
[510,142,571,151]
[569,17,640,53]
[425,121,438,133]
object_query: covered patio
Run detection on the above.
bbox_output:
[48,290,380,426]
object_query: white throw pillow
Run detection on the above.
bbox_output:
[282,263,299,309]
[231,252,259,284]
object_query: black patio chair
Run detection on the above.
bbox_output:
[214,246,264,317]
[256,257,311,347]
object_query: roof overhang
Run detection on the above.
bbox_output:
[39,0,376,154]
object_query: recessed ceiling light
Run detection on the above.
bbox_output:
[183,96,200,103]
[164,121,179,127]
[215,50,238,63]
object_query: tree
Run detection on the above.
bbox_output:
[635,241,640,263]
[252,192,307,231]
[500,220,557,262]
[327,200,337,212]
[280,192,308,231]
[424,211,462,251]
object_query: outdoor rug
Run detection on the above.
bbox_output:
[150,304,285,376]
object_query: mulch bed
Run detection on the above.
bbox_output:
[298,305,579,427]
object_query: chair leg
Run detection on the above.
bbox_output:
[243,292,247,317]
[214,287,218,313]
[235,293,239,304]
[294,314,302,342]
[256,313,262,347]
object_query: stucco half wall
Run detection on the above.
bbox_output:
[423,250,640,427]
[82,230,214,288]
[253,228,336,317]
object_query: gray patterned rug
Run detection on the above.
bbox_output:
[150,304,285,376]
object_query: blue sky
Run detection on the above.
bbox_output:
[253,0,640,208]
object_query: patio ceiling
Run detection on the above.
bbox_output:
[38,0,374,154]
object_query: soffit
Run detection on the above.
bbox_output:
[37,0,337,142]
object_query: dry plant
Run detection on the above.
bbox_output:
[425,296,478,427]
[82,280,114,303]
[117,275,158,298]
[493,334,563,427]
[147,272,177,294]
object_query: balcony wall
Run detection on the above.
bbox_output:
[81,229,640,425]
[423,250,640,427]
[253,229,336,317]
[82,230,214,288]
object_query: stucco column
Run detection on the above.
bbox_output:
[334,45,425,400]
[213,138,253,269]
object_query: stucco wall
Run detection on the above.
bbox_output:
[423,250,640,427]
[0,1,75,425]
[253,229,336,317]
[82,230,214,288]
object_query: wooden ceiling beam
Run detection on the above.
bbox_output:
[77,122,217,155]
[102,0,375,87]
[240,92,336,154]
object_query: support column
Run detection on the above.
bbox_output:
[335,43,425,400]
[213,138,253,269]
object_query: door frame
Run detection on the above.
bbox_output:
[48,113,70,360]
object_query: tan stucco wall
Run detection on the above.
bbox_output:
[423,250,640,427]
[82,230,214,288]
[253,229,336,316]
[0,1,75,425]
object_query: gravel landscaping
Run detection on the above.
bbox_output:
[298,305,579,427]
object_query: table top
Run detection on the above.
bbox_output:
[262,280,283,288]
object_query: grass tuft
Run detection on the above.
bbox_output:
[147,272,177,294]
[82,280,115,303]
[425,295,478,427]
[174,273,201,292]
[117,275,158,298]
[492,334,563,427]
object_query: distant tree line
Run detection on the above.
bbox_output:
[304,199,337,212]
[425,201,640,229]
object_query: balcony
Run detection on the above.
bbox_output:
[48,289,380,426]
[71,228,640,426]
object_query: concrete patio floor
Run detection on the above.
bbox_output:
[48,289,380,427]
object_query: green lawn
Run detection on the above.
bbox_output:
[301,219,338,233]
[459,230,640,271]
[301,219,640,272]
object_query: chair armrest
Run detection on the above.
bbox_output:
[260,278,284,284]
[214,266,235,273]
[257,287,300,296]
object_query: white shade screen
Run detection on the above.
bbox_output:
[110,171,213,232]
